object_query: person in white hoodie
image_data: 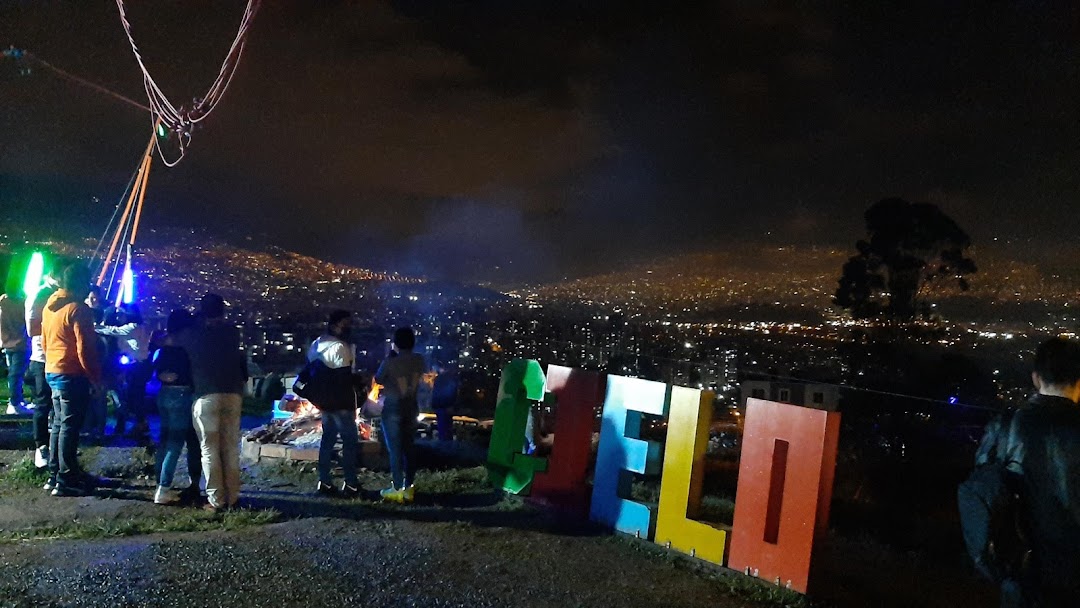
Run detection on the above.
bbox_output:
[308,310,360,497]
[96,304,150,437]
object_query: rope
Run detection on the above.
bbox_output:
[22,52,150,112]
[113,0,261,166]
[92,158,143,269]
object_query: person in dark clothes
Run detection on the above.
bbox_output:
[26,271,58,468]
[975,337,1080,607]
[431,361,459,442]
[179,293,247,511]
[82,286,110,442]
[152,309,203,505]
[374,327,426,503]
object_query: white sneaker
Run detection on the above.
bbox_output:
[154,486,177,505]
[34,446,48,469]
[5,404,15,415]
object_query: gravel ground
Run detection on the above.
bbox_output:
[0,517,774,608]
[0,444,779,608]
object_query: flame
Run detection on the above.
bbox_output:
[282,396,319,418]
[422,371,437,387]
[294,399,318,417]
[368,381,382,403]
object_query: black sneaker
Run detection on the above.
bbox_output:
[178,486,204,505]
[50,485,86,497]
[339,482,359,498]
[316,481,337,496]
[42,477,57,492]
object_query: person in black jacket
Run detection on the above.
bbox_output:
[180,293,248,512]
[975,337,1080,607]
[308,310,359,497]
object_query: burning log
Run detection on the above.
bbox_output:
[245,394,377,447]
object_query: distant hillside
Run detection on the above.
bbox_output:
[0,229,457,321]
[520,246,1080,326]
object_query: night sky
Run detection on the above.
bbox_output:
[2,1,1079,283]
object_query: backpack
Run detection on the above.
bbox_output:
[292,359,330,406]
[958,410,1029,582]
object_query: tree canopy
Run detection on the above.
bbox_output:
[834,198,977,321]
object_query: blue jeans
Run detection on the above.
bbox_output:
[3,348,27,406]
[381,410,417,489]
[320,408,359,486]
[45,374,90,489]
[435,407,453,441]
[156,386,201,488]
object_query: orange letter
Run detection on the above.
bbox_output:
[726,399,841,593]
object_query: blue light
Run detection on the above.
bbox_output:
[948,396,958,405]
[119,355,132,366]
[120,261,135,305]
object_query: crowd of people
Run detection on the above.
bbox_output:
[0,259,453,510]
[5,260,1080,606]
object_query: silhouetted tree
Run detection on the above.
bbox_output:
[835,198,977,321]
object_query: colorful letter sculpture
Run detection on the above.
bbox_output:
[486,359,548,494]
[589,375,668,538]
[529,365,605,515]
[654,386,729,565]
[727,399,841,593]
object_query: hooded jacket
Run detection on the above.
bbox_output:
[41,289,102,384]
[976,393,1080,596]
[305,334,356,411]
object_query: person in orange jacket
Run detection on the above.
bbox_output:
[41,263,102,497]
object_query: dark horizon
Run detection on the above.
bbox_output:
[3,2,1080,283]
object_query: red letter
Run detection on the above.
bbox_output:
[727,399,841,593]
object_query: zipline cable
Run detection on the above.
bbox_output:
[6,50,151,112]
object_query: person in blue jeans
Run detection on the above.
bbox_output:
[41,263,102,497]
[375,327,426,503]
[152,309,203,505]
[308,310,360,497]
[1,291,28,414]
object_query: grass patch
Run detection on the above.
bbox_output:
[244,459,317,487]
[699,495,735,525]
[710,572,812,608]
[95,446,156,479]
[0,455,48,490]
[615,534,812,608]
[414,466,489,494]
[632,481,735,525]
[0,507,283,543]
